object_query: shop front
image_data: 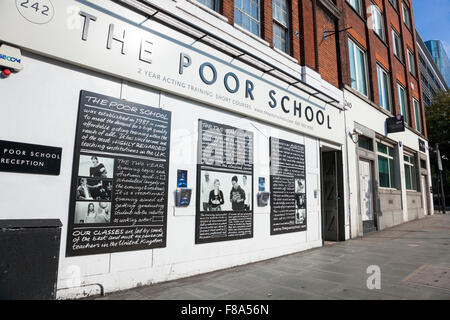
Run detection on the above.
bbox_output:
[0,0,348,298]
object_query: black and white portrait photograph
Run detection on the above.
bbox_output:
[295,178,306,193]
[74,201,111,224]
[76,178,113,201]
[295,193,306,209]
[295,209,306,225]
[200,170,252,212]
[78,154,114,179]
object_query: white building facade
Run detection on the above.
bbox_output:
[0,0,431,299]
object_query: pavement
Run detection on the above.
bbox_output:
[91,214,450,300]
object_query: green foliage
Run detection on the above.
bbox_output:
[426,91,450,159]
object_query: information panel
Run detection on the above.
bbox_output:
[196,120,254,244]
[270,137,307,235]
[66,91,171,256]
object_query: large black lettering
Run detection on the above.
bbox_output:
[268,90,277,108]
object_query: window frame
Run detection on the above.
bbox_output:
[371,3,385,41]
[392,28,403,62]
[389,0,398,11]
[376,64,392,112]
[377,141,396,189]
[195,0,220,11]
[346,0,363,15]
[407,48,416,77]
[402,2,411,30]
[413,98,422,133]
[404,153,417,190]
[348,38,369,97]
[234,0,261,37]
[272,0,290,54]
[397,83,409,124]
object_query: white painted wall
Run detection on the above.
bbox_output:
[0,51,324,299]
[343,88,434,237]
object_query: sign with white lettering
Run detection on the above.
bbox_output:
[66,91,171,256]
[196,120,254,243]
[0,140,61,175]
[0,0,345,145]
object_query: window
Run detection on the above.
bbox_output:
[377,65,391,112]
[358,136,373,151]
[402,2,411,29]
[389,0,398,10]
[377,142,396,188]
[397,83,409,124]
[407,49,416,76]
[273,0,289,53]
[404,154,417,190]
[346,0,362,15]
[196,0,217,10]
[348,39,368,96]
[413,98,422,133]
[392,29,403,61]
[371,4,385,40]
[234,0,260,36]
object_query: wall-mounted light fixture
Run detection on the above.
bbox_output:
[349,128,362,144]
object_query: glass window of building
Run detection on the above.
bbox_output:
[234,0,260,36]
[413,98,422,133]
[389,0,398,10]
[402,2,411,29]
[407,49,416,76]
[404,154,417,190]
[392,29,403,61]
[358,136,373,151]
[377,65,391,112]
[371,4,385,40]
[348,39,368,96]
[377,142,396,188]
[346,0,362,15]
[196,0,217,10]
[397,83,409,124]
[273,0,289,53]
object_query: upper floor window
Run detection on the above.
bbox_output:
[397,83,409,124]
[392,29,403,61]
[273,0,289,53]
[402,2,411,29]
[377,142,396,188]
[389,0,398,10]
[413,98,422,133]
[377,65,391,112]
[404,154,417,190]
[407,49,416,76]
[346,0,362,15]
[348,39,368,96]
[234,0,260,36]
[196,0,217,10]
[371,4,385,40]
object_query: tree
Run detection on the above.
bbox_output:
[425,90,450,205]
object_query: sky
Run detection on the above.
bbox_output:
[412,0,450,56]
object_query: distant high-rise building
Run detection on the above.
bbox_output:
[416,32,449,106]
[425,40,450,86]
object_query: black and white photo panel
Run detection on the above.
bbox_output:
[78,154,114,179]
[74,201,111,224]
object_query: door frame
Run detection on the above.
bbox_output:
[358,158,377,233]
[320,147,345,242]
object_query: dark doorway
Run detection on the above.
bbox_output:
[320,148,345,242]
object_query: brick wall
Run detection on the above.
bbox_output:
[316,4,339,87]
[218,0,426,135]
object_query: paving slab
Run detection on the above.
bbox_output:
[87,214,450,300]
